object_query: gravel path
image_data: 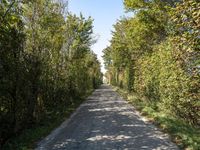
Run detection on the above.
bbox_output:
[36,84,179,150]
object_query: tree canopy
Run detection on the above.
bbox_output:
[0,0,102,147]
[103,0,200,126]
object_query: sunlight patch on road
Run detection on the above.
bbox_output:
[122,124,147,127]
[88,106,130,112]
[119,111,134,116]
[53,139,76,149]
[87,135,132,142]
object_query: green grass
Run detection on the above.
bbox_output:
[2,90,93,150]
[114,87,200,150]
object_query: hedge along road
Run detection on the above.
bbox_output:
[36,84,179,150]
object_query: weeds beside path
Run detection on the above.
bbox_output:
[114,87,200,150]
[2,90,93,150]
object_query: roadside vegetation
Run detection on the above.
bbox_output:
[115,87,200,150]
[0,0,102,149]
[103,0,200,149]
[2,95,89,150]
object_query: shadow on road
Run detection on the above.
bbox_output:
[36,84,179,150]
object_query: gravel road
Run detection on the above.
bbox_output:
[36,84,179,150]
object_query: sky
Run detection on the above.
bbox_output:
[68,0,131,73]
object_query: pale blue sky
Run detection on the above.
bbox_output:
[68,0,131,73]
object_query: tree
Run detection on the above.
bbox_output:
[103,0,199,125]
[0,1,102,147]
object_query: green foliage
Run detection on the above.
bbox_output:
[103,0,200,137]
[0,0,102,148]
[2,97,85,150]
[124,0,151,10]
[135,39,200,125]
[124,0,181,11]
[116,88,200,150]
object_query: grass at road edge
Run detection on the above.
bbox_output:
[2,90,94,150]
[114,87,200,150]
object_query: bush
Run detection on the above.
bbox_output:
[134,39,200,125]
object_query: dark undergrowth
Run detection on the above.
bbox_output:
[2,90,93,150]
[115,87,200,150]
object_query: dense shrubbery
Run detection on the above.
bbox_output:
[135,39,200,124]
[0,0,102,147]
[103,0,199,125]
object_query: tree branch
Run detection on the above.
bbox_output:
[2,0,16,20]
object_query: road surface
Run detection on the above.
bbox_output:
[36,85,179,150]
